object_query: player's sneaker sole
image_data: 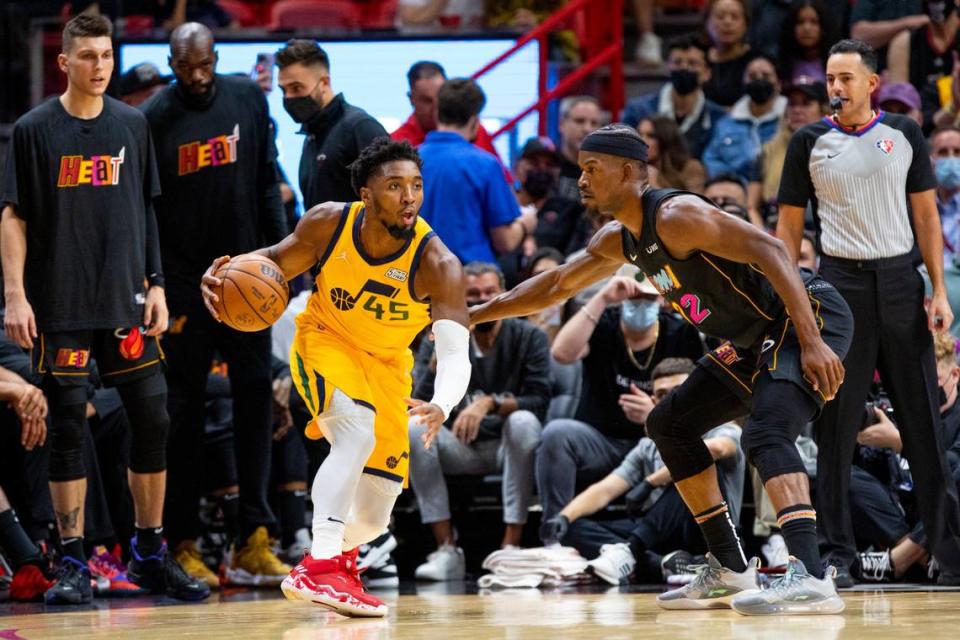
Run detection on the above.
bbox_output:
[732,593,845,616]
[281,574,387,617]
[657,588,760,610]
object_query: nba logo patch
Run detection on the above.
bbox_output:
[876,138,895,154]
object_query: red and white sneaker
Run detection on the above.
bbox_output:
[281,550,387,618]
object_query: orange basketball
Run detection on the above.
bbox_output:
[212,254,289,332]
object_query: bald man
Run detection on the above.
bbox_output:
[140,22,290,589]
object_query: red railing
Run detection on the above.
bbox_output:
[471,0,624,139]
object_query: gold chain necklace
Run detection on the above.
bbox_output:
[624,325,659,371]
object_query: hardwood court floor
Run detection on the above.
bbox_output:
[2,588,960,640]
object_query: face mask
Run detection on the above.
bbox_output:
[670,69,700,96]
[745,78,775,104]
[176,82,216,109]
[940,385,949,406]
[937,157,960,189]
[467,300,498,332]
[621,299,659,332]
[284,94,323,124]
[523,170,556,199]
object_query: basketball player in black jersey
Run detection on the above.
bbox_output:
[470,124,853,615]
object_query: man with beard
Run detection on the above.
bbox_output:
[140,22,290,588]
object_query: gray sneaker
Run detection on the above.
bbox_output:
[657,554,760,610]
[732,556,845,616]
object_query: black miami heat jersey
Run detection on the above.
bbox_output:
[625,187,784,348]
[1,96,162,332]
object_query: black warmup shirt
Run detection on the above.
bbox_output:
[575,307,704,440]
[1,96,162,332]
[625,188,784,349]
[140,75,286,287]
[297,93,387,209]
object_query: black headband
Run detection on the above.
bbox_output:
[580,131,648,162]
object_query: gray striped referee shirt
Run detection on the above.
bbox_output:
[778,112,936,260]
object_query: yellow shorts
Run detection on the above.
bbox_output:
[290,321,413,486]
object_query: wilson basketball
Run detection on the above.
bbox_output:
[212,254,289,332]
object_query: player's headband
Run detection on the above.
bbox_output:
[580,126,649,162]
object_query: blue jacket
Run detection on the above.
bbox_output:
[703,94,786,180]
[622,85,727,159]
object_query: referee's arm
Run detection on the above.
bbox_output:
[912,189,954,333]
[776,128,816,266]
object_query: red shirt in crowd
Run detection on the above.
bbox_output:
[391,114,512,182]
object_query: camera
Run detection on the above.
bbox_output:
[861,400,895,430]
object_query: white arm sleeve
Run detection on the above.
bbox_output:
[430,319,471,420]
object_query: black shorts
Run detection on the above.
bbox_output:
[699,274,854,408]
[34,327,166,389]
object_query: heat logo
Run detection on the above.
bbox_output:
[177,124,240,176]
[648,264,681,295]
[57,147,125,187]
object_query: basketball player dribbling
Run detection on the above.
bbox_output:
[200,137,471,617]
[470,124,855,615]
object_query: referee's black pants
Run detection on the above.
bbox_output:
[162,280,276,546]
[817,254,960,573]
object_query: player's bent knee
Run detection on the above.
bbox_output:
[125,393,170,474]
[644,402,671,444]
[49,401,87,482]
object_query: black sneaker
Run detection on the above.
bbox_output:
[937,565,960,586]
[358,532,399,588]
[362,555,399,588]
[826,558,855,588]
[44,556,93,604]
[660,550,696,580]
[858,551,893,582]
[127,539,211,601]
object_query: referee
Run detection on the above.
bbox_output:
[140,23,289,588]
[778,39,960,586]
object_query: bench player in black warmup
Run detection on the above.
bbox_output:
[141,22,290,588]
[0,15,208,604]
[470,124,854,615]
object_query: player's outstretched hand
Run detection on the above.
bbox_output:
[3,295,37,349]
[800,337,844,401]
[406,398,445,449]
[143,286,169,336]
[201,255,231,322]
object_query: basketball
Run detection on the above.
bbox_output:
[212,254,289,332]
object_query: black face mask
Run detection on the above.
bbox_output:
[176,81,216,109]
[523,170,556,199]
[283,95,323,124]
[467,300,498,332]
[745,78,775,104]
[670,69,700,96]
[940,385,950,406]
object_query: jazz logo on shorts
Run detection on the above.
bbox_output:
[57,147,124,187]
[55,348,90,368]
[178,124,240,176]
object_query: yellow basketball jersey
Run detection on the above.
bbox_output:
[299,202,435,359]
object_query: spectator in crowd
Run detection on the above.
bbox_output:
[419,78,536,263]
[141,23,289,589]
[632,0,662,66]
[799,230,819,272]
[777,0,837,85]
[396,0,485,31]
[777,38,960,587]
[514,136,584,255]
[537,266,704,527]
[523,248,566,345]
[748,77,828,227]
[158,0,238,30]
[623,34,726,160]
[749,0,844,63]
[556,96,602,202]
[704,174,752,225]
[933,126,960,263]
[119,62,169,107]
[939,332,960,480]
[391,61,503,165]
[849,0,929,72]
[408,262,550,581]
[703,54,785,181]
[275,39,387,209]
[638,116,706,193]
[702,0,754,108]
[540,358,743,585]
[877,82,924,127]
[906,7,959,131]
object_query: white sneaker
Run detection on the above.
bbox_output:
[657,554,760,610]
[358,531,400,588]
[414,544,466,581]
[731,556,845,616]
[761,533,789,569]
[279,528,313,565]
[589,543,636,585]
[635,32,662,65]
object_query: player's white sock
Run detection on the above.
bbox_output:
[307,389,376,559]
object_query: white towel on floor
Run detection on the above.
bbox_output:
[478,545,590,588]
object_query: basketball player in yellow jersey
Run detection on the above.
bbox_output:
[200,138,471,617]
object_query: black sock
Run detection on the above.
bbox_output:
[219,493,240,545]
[62,536,86,563]
[279,490,308,548]
[777,504,823,578]
[0,509,41,568]
[135,525,164,557]
[694,502,747,572]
